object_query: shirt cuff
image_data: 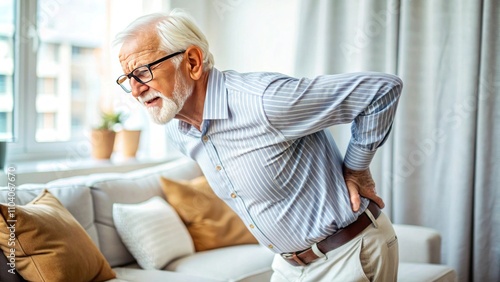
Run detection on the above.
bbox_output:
[343,142,377,170]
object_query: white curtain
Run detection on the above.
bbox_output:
[295,1,499,281]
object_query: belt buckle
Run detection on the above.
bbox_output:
[281,252,307,266]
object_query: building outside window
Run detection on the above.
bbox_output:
[35,0,105,142]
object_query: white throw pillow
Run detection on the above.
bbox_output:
[113,196,195,269]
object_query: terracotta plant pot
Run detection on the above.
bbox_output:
[115,130,141,158]
[91,129,116,159]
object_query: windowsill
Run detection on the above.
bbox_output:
[11,155,172,174]
[1,153,183,186]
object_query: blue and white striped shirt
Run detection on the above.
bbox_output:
[166,68,402,253]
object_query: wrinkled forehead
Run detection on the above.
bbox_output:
[118,31,163,73]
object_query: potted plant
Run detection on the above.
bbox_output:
[91,112,123,159]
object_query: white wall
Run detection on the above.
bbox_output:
[171,0,300,75]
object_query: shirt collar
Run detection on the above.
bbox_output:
[203,67,228,120]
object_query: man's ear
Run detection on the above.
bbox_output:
[185,46,204,80]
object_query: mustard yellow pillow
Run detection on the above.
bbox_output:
[160,176,258,251]
[0,190,115,282]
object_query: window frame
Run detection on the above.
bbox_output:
[9,0,96,162]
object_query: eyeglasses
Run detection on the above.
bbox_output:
[116,50,185,93]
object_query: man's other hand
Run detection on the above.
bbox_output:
[342,164,385,212]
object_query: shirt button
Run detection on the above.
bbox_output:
[215,165,222,171]
[202,136,209,142]
[230,193,237,198]
[249,224,255,229]
[268,244,273,249]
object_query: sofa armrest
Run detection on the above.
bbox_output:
[393,224,442,264]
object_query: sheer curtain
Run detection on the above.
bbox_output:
[295,1,499,281]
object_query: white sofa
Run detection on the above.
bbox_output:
[0,157,456,281]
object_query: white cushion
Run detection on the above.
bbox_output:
[109,267,220,282]
[165,244,274,282]
[113,197,195,270]
[398,263,457,282]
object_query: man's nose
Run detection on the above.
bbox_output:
[130,78,149,99]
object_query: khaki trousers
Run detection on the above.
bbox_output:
[271,212,399,282]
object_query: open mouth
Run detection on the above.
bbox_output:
[144,96,161,106]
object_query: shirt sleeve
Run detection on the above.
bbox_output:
[262,72,403,170]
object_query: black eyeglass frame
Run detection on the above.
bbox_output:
[116,50,186,93]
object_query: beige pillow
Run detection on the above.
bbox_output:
[0,189,115,282]
[160,176,258,251]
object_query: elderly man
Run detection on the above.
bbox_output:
[115,9,402,282]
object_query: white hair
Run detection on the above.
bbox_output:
[114,9,214,70]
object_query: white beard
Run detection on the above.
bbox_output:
[147,96,178,124]
[140,71,193,125]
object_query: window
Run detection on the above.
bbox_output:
[35,0,105,143]
[6,0,179,161]
[0,0,14,141]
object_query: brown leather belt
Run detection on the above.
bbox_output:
[281,201,381,267]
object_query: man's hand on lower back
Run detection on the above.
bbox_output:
[342,164,385,212]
